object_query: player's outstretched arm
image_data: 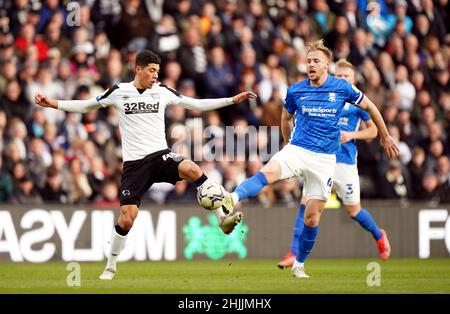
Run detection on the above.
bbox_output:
[34,92,102,113]
[34,92,58,109]
[340,119,377,143]
[177,91,257,111]
[358,97,399,159]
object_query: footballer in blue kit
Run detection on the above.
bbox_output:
[222,40,399,278]
[278,59,391,270]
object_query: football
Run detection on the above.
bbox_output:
[197,180,225,210]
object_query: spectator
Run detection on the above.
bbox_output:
[436,155,450,203]
[397,109,420,148]
[408,146,427,198]
[205,46,236,98]
[148,14,180,62]
[259,66,288,105]
[378,159,410,199]
[88,156,107,201]
[436,155,450,185]
[0,79,31,122]
[386,0,413,34]
[27,137,51,189]
[0,58,18,95]
[6,117,27,160]
[26,63,65,124]
[417,172,441,204]
[113,0,152,49]
[325,15,350,52]
[10,174,43,204]
[43,21,71,58]
[377,52,396,89]
[165,180,196,204]
[252,16,275,61]
[362,67,386,111]
[275,178,301,208]
[36,0,66,34]
[388,125,411,165]
[430,67,449,104]
[420,0,446,43]
[222,162,245,193]
[15,22,49,62]
[40,166,69,204]
[0,154,12,202]
[177,27,207,95]
[348,28,368,67]
[94,180,120,208]
[342,0,366,32]
[395,65,416,111]
[308,0,336,39]
[160,61,181,89]
[67,158,92,204]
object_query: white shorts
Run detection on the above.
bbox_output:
[333,163,360,205]
[271,144,336,201]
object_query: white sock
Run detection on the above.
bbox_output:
[293,259,304,269]
[106,227,127,270]
[215,205,226,222]
[231,192,239,205]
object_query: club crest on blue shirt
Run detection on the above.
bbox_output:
[328,92,336,102]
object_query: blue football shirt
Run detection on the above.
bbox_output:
[283,75,364,154]
[336,102,371,165]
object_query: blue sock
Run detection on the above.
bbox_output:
[352,208,383,240]
[290,204,306,255]
[235,171,268,202]
[296,224,319,263]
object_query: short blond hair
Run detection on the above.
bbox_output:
[306,39,333,61]
[335,59,354,70]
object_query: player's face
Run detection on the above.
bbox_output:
[335,66,356,84]
[306,51,329,82]
[136,63,160,88]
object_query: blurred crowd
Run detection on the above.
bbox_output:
[0,0,449,207]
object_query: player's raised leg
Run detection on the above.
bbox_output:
[178,160,243,234]
[345,204,390,260]
[100,204,138,280]
[228,158,282,206]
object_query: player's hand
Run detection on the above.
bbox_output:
[380,135,400,159]
[340,131,353,143]
[34,92,57,108]
[231,91,258,104]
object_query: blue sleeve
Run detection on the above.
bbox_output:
[358,108,371,122]
[283,87,296,114]
[345,81,364,105]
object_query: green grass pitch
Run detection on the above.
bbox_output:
[1,259,449,294]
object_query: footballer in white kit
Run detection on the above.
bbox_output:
[34,50,257,280]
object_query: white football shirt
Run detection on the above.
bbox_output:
[96,82,182,161]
